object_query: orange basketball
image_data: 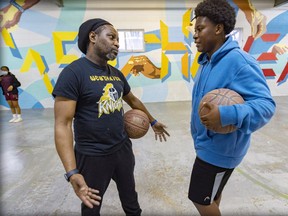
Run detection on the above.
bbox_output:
[199,88,244,134]
[124,109,150,139]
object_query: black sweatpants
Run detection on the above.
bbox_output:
[75,140,142,216]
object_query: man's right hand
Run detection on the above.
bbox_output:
[70,174,101,208]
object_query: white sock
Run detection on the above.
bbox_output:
[13,114,17,118]
[17,114,22,118]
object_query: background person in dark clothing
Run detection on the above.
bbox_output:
[0,66,22,123]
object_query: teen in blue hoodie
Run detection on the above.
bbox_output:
[187,0,276,215]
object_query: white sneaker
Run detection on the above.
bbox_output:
[9,117,17,123]
[13,117,23,123]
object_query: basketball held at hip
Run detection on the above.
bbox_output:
[124,109,150,139]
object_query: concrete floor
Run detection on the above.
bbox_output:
[0,96,288,216]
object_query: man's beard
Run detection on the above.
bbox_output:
[106,52,117,61]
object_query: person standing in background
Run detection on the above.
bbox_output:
[0,66,23,123]
[187,0,275,215]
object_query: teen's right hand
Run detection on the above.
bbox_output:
[200,102,221,131]
[70,174,101,208]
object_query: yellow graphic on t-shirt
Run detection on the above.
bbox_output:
[98,83,123,118]
[90,75,121,82]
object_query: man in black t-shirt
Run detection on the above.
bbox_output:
[53,18,170,216]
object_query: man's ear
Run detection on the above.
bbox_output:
[89,31,97,43]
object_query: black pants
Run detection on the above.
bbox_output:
[75,140,142,216]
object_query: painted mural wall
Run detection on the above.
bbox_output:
[0,0,287,109]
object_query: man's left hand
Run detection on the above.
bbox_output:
[151,122,170,142]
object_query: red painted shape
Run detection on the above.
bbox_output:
[261,34,280,42]
[243,36,254,52]
[277,63,288,83]
[257,52,277,61]
[262,69,276,77]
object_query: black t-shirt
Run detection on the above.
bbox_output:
[52,57,131,156]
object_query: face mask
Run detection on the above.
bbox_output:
[0,70,8,76]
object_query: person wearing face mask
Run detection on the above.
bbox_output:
[0,66,22,123]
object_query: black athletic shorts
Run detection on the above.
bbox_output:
[188,157,234,205]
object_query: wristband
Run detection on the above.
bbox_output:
[64,168,79,182]
[10,0,25,12]
[150,120,158,127]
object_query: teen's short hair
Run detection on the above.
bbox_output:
[194,0,236,35]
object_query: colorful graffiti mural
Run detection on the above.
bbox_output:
[0,0,287,109]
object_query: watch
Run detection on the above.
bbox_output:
[64,168,79,182]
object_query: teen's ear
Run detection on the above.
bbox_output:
[215,24,224,35]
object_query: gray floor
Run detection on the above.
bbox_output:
[0,96,288,216]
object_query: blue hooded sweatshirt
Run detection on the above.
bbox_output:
[191,36,276,169]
